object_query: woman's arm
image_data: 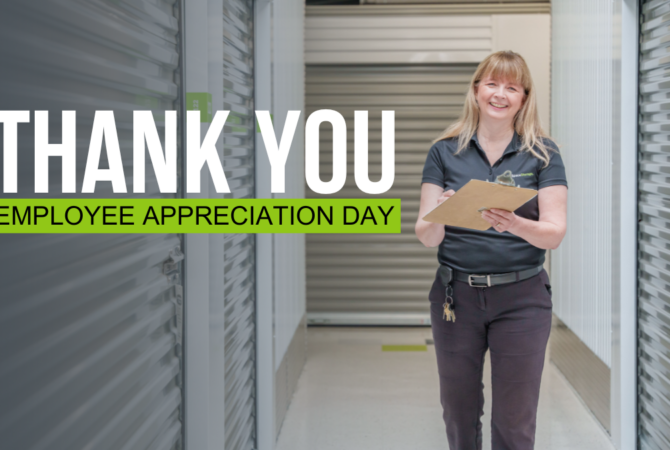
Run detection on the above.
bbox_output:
[415,183,454,247]
[481,185,567,250]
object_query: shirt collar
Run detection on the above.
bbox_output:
[470,130,522,156]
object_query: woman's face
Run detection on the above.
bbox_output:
[474,76,526,124]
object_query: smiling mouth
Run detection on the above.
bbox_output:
[489,102,508,109]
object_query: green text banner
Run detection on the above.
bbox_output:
[0,199,401,234]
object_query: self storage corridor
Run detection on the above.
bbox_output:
[0,1,659,449]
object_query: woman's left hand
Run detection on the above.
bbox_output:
[478,186,567,249]
[481,208,518,233]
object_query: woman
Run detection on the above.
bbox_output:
[415,51,568,450]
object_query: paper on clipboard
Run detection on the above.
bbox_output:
[423,179,537,231]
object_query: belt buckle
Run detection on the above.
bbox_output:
[468,274,491,287]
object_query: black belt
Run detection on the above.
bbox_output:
[439,264,543,288]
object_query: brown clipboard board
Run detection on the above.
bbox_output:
[422,179,537,231]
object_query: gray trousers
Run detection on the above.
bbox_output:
[428,267,553,450]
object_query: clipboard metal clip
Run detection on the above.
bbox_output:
[494,170,516,187]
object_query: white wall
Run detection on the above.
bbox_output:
[207,0,226,448]
[273,0,306,371]
[551,0,613,368]
[255,0,306,447]
[551,2,638,447]
[184,2,212,449]
[611,1,638,448]
[254,4,275,450]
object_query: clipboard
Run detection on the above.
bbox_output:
[423,179,537,231]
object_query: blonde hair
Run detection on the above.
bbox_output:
[433,50,555,167]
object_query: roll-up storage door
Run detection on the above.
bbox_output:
[221,1,257,449]
[638,1,670,448]
[306,65,476,325]
[0,1,185,449]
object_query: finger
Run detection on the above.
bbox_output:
[445,189,456,196]
[486,216,508,232]
[481,214,497,226]
[481,211,504,222]
[492,221,507,232]
[489,209,512,217]
[484,210,508,222]
[480,211,494,222]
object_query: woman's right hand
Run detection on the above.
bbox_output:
[437,189,456,205]
[415,184,452,248]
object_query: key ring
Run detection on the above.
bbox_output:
[443,283,456,322]
[445,283,453,301]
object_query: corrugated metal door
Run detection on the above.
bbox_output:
[305,64,476,325]
[638,1,670,448]
[222,1,256,449]
[0,1,185,450]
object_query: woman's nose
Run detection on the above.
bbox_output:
[493,87,506,99]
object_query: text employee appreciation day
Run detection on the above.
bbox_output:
[0,110,395,195]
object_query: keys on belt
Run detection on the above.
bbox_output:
[436,265,544,324]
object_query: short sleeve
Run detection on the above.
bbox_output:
[422,143,445,188]
[538,143,568,189]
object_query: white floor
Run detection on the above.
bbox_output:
[275,327,615,450]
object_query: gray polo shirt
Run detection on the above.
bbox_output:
[421,131,568,273]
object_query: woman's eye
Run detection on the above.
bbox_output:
[508,87,517,91]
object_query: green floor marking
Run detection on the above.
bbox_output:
[382,345,427,352]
